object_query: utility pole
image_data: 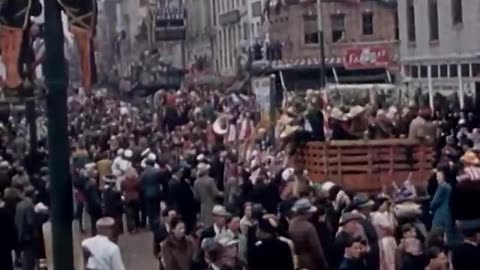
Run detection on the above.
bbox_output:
[316,0,326,87]
[43,0,74,270]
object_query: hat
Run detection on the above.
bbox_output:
[352,193,374,209]
[212,116,229,135]
[461,151,480,165]
[0,161,10,168]
[84,162,96,171]
[339,211,364,226]
[197,154,207,162]
[321,181,336,192]
[291,198,317,214]
[257,217,277,235]
[281,168,294,181]
[330,108,346,121]
[147,153,157,161]
[96,217,115,227]
[211,205,231,217]
[197,163,210,173]
[347,105,366,118]
[215,233,238,247]
[124,149,133,158]
[116,148,124,156]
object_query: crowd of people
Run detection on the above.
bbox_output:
[0,86,480,270]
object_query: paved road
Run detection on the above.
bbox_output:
[118,231,158,270]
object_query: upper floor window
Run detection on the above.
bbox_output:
[362,12,374,35]
[303,15,319,44]
[428,0,439,41]
[331,14,345,43]
[407,0,416,42]
[452,0,463,24]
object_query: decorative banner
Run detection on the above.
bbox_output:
[344,47,389,70]
[252,76,271,121]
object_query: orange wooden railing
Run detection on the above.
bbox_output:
[294,139,434,192]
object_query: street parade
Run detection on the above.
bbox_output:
[1,0,480,270]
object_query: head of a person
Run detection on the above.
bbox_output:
[426,246,449,270]
[162,208,177,224]
[96,217,115,239]
[344,236,364,259]
[292,198,317,219]
[341,214,363,235]
[243,202,252,219]
[227,216,241,234]
[402,223,417,239]
[23,185,36,199]
[256,216,277,239]
[170,217,186,240]
[212,205,229,228]
[216,236,238,268]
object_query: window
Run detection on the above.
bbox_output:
[450,64,458,77]
[452,0,463,24]
[362,12,374,35]
[252,1,262,17]
[431,65,439,77]
[420,65,428,78]
[394,13,399,40]
[428,0,439,41]
[331,14,345,43]
[407,0,416,42]
[472,63,480,77]
[411,65,419,78]
[304,15,319,44]
[440,64,448,77]
[461,64,470,77]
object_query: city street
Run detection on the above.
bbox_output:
[118,231,157,270]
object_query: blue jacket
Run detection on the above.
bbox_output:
[430,181,452,229]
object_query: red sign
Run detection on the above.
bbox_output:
[344,47,390,70]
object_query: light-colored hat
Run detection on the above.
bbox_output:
[84,163,96,171]
[0,160,10,168]
[211,205,231,217]
[197,154,207,162]
[461,151,480,165]
[147,153,157,161]
[212,116,229,135]
[96,217,115,227]
[103,175,116,183]
[124,149,133,158]
[215,233,238,247]
[292,198,317,214]
[330,108,346,121]
[197,163,211,173]
[347,105,366,118]
[117,148,124,156]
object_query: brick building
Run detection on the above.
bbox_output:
[265,0,399,89]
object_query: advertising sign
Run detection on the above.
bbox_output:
[252,76,271,121]
[344,47,389,70]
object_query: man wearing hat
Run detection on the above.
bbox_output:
[194,164,223,226]
[452,220,480,270]
[102,175,124,240]
[82,217,126,270]
[201,205,230,241]
[248,216,294,270]
[139,155,164,229]
[333,211,364,268]
[289,198,328,270]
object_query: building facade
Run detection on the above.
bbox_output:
[266,0,398,88]
[212,0,251,76]
[397,0,480,108]
[185,0,214,69]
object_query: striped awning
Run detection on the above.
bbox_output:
[270,54,399,70]
[271,57,344,69]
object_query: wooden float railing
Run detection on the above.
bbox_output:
[293,139,434,192]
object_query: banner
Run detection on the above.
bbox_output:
[252,76,271,121]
